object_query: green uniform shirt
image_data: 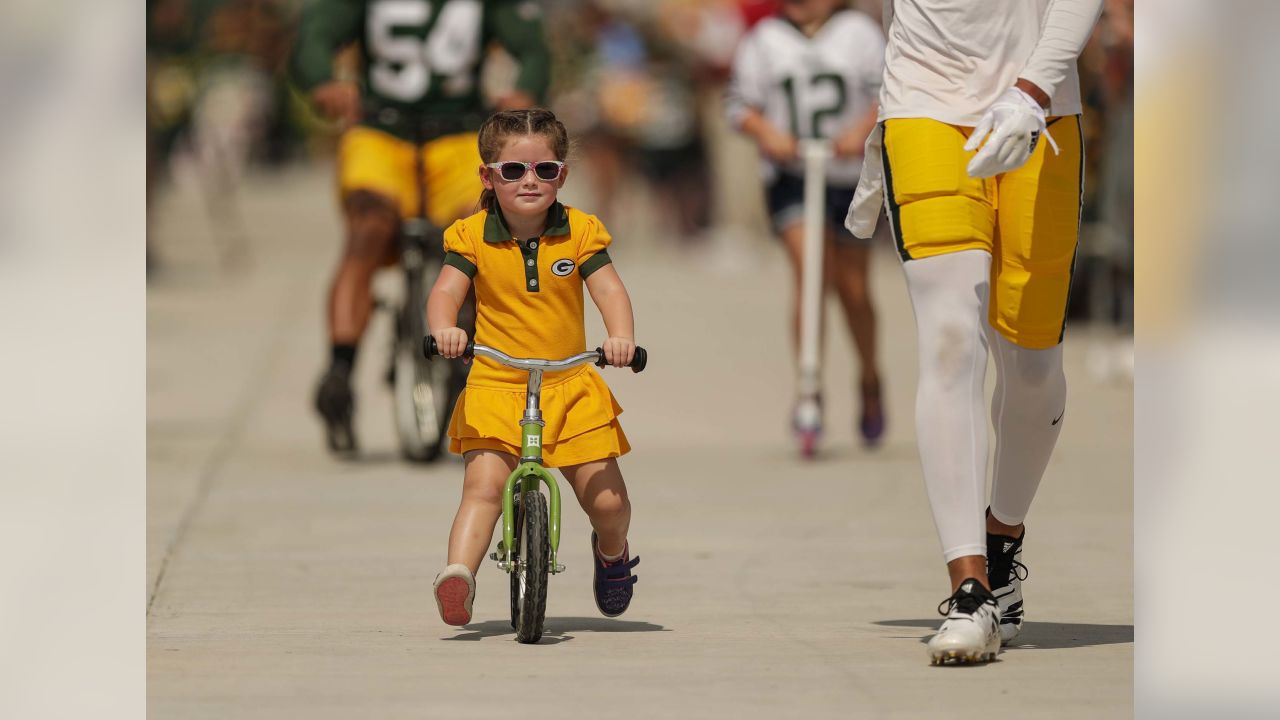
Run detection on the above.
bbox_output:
[290,0,551,140]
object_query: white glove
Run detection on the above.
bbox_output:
[844,123,885,239]
[964,88,1059,179]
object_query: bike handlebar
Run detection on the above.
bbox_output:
[424,336,647,373]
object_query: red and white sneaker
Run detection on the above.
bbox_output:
[433,563,475,626]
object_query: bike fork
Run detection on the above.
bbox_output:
[492,369,565,573]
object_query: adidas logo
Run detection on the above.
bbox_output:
[1004,541,1015,553]
[961,582,974,594]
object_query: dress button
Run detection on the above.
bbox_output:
[529,279,537,287]
[529,240,538,249]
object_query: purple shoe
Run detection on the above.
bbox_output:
[859,377,885,445]
[591,532,639,617]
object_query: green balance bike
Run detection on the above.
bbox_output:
[423,337,648,643]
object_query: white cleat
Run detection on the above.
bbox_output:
[987,529,1028,645]
[927,579,1001,665]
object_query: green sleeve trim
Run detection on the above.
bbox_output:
[289,0,364,90]
[444,251,478,278]
[579,250,612,279]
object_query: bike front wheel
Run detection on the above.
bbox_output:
[510,489,549,643]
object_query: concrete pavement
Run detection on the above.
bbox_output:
[147,165,1132,718]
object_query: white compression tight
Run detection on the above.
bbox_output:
[902,250,1067,562]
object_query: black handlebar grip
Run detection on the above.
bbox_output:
[594,346,648,373]
[423,336,475,360]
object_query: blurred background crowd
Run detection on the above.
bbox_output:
[146,0,1134,378]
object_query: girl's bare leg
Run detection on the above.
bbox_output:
[830,240,880,386]
[560,458,631,557]
[446,449,518,574]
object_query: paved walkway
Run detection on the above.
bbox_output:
[148,166,1132,718]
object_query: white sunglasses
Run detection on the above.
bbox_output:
[484,160,566,182]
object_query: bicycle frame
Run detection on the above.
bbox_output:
[425,341,645,577]
[498,366,567,574]
[478,347,601,576]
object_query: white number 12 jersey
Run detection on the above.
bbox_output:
[725,10,885,187]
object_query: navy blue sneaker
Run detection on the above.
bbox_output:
[591,532,639,617]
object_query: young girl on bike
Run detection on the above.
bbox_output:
[426,108,640,627]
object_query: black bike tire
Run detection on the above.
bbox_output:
[393,257,451,463]
[393,340,449,463]
[512,489,549,644]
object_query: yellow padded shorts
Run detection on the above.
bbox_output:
[881,116,1083,349]
[337,126,483,227]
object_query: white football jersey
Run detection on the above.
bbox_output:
[726,10,885,187]
[879,0,1102,125]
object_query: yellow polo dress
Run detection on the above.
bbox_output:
[441,202,630,467]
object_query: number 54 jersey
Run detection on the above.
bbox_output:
[725,9,885,187]
[291,0,550,140]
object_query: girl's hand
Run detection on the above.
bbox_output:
[759,125,798,163]
[833,127,868,158]
[601,336,635,368]
[433,327,469,360]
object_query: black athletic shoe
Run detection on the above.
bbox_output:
[314,364,357,455]
[987,527,1028,645]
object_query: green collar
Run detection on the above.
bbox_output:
[483,202,571,243]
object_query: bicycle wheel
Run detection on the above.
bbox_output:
[392,338,450,462]
[510,488,549,643]
[392,261,451,463]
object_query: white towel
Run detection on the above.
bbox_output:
[844,123,884,240]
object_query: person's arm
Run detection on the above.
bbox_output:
[289,0,364,125]
[739,109,799,163]
[834,103,880,158]
[965,0,1103,177]
[724,31,797,162]
[487,0,551,108]
[290,0,363,89]
[834,14,886,158]
[427,266,474,359]
[431,223,479,359]
[585,265,635,368]
[1017,0,1105,109]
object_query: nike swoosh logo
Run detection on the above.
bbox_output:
[1051,409,1064,425]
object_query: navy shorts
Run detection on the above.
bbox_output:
[765,173,866,244]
